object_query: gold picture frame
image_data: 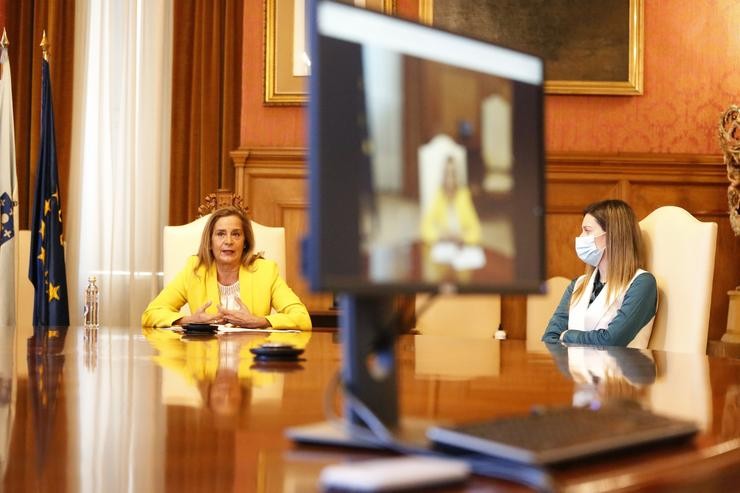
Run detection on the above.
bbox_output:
[419,0,644,96]
[264,0,397,105]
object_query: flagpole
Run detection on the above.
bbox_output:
[40,30,49,61]
[29,27,70,326]
[1,29,7,79]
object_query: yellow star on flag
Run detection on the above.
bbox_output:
[37,246,46,263]
[39,220,46,240]
[48,283,61,302]
[44,199,51,215]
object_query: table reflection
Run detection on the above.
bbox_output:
[545,343,713,431]
[546,343,656,408]
[143,328,311,424]
[27,327,69,475]
[2,327,738,492]
[0,324,16,482]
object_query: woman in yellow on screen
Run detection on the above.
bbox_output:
[421,156,482,246]
[142,206,311,330]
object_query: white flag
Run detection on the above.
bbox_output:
[0,45,18,326]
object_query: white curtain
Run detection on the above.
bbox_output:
[69,329,164,493]
[67,0,173,327]
[66,1,172,491]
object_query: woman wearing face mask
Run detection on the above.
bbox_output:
[542,199,657,347]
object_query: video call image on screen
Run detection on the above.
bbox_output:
[312,3,545,293]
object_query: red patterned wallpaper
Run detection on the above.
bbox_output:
[547,0,740,154]
[241,0,740,155]
[241,0,305,147]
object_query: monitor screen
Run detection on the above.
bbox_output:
[307,1,546,294]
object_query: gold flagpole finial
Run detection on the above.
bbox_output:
[40,30,49,61]
[1,28,8,49]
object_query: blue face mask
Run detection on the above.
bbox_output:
[575,233,605,267]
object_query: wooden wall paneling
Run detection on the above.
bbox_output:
[707,214,738,341]
[231,148,334,315]
[545,213,585,280]
[543,153,733,342]
[543,176,627,331]
[627,179,733,343]
[280,202,332,313]
[500,295,527,340]
[233,149,735,342]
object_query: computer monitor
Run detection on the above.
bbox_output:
[307,1,545,296]
[297,0,545,444]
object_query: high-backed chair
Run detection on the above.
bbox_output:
[417,134,467,214]
[639,206,717,354]
[414,293,501,339]
[163,215,286,285]
[163,192,286,314]
[526,276,571,351]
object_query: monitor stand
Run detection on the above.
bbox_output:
[286,294,431,450]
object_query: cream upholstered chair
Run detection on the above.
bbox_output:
[162,192,286,314]
[526,276,571,351]
[414,293,501,339]
[163,214,211,286]
[163,214,286,285]
[639,206,717,354]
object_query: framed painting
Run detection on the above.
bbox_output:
[265,0,397,105]
[419,0,644,96]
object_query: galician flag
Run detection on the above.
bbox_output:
[0,41,18,327]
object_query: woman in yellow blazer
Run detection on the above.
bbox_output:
[421,157,481,245]
[142,206,311,330]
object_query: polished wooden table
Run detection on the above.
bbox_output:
[2,325,739,492]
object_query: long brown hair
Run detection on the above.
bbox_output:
[571,199,645,306]
[194,206,261,273]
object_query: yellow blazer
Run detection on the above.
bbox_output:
[141,256,312,329]
[421,187,481,244]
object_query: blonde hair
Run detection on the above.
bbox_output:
[195,206,261,273]
[571,200,645,306]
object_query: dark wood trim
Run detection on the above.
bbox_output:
[233,148,726,176]
[230,148,734,341]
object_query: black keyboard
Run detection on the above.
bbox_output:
[427,403,698,465]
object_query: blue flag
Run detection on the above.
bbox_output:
[28,59,69,326]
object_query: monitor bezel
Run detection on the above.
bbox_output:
[306,0,547,295]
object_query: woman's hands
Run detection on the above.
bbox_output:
[219,297,271,329]
[176,301,223,325]
[175,299,271,328]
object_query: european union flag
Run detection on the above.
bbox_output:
[28,58,69,326]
